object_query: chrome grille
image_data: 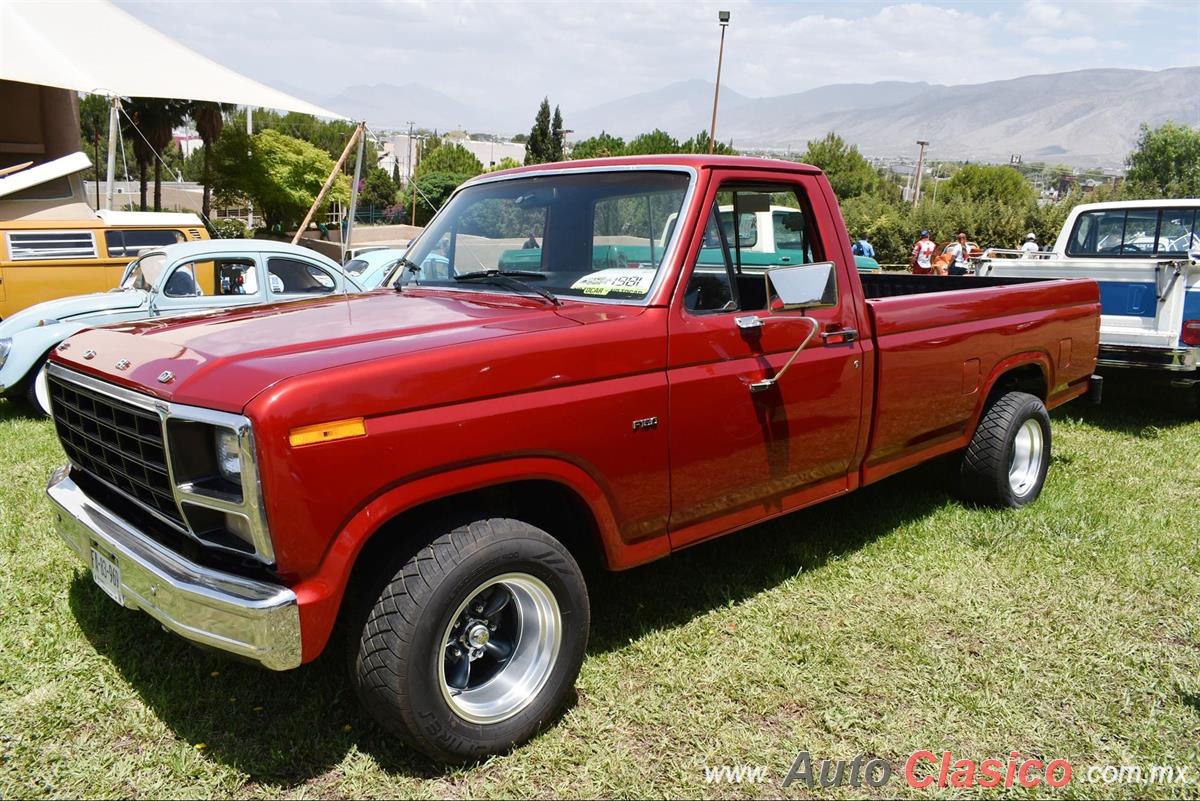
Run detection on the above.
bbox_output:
[48,374,185,529]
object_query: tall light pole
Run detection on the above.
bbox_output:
[707,10,731,154]
[913,139,930,205]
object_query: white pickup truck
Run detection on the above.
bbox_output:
[976,199,1199,409]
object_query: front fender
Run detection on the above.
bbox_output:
[289,456,666,663]
[0,322,89,392]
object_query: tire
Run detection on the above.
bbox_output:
[24,358,52,418]
[349,517,589,763]
[957,391,1051,508]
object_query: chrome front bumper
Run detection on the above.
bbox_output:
[47,466,302,670]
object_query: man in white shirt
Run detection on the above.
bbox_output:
[911,230,936,274]
[947,231,972,275]
[1020,232,1039,259]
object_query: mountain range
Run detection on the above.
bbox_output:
[321,67,1199,167]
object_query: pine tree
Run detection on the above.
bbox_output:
[550,105,565,161]
[525,98,552,165]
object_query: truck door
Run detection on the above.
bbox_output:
[666,178,865,549]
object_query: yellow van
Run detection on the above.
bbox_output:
[0,153,209,320]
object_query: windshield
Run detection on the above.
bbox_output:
[344,258,371,276]
[391,170,691,302]
[120,252,167,290]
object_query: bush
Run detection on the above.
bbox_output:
[209,218,249,239]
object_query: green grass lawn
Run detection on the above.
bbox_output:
[1,376,1197,799]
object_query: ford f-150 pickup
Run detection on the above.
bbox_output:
[42,156,1101,762]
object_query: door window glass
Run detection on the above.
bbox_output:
[267,257,337,294]
[105,229,184,258]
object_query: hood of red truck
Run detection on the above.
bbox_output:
[49,288,586,413]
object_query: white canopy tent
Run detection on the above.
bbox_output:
[0,0,343,118]
[0,0,368,251]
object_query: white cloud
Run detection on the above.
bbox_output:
[113,0,1195,122]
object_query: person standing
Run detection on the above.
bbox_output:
[946,231,972,276]
[1019,232,1039,258]
[910,230,936,274]
[852,234,875,259]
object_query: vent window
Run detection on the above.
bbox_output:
[6,231,97,261]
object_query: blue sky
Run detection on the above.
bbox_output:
[116,0,1200,109]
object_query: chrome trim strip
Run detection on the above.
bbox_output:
[46,363,275,564]
[48,466,300,670]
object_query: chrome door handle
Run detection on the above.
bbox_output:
[735,315,763,330]
[821,328,858,344]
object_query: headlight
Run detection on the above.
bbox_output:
[0,337,10,370]
[215,428,242,484]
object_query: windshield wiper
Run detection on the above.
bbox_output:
[391,257,423,291]
[453,270,560,306]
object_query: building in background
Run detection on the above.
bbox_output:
[378,133,526,181]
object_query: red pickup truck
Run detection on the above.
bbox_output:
[44,156,1100,761]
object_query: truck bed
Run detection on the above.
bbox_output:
[858,274,1101,484]
[859,272,1044,299]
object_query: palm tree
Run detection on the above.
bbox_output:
[123,98,187,211]
[188,101,232,220]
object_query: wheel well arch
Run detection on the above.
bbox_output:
[985,361,1048,405]
[348,479,607,583]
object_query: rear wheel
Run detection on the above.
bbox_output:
[349,517,589,763]
[958,391,1051,508]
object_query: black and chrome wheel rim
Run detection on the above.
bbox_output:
[438,572,562,724]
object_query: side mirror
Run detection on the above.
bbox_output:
[748,262,838,395]
[764,261,837,311]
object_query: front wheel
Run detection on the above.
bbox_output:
[24,358,52,417]
[349,517,589,763]
[957,391,1051,508]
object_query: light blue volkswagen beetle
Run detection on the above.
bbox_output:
[0,239,362,415]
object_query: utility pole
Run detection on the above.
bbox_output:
[913,139,929,205]
[707,10,731,154]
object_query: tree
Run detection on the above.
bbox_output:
[625,129,679,155]
[212,128,349,230]
[490,156,522,172]
[360,166,399,211]
[1125,121,1200,196]
[679,130,736,155]
[525,98,553,165]
[404,171,467,226]
[798,132,881,201]
[79,95,108,204]
[124,98,188,211]
[550,105,565,162]
[570,131,626,160]
[941,164,1036,207]
[188,101,232,221]
[417,142,483,177]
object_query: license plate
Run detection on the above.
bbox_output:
[90,547,123,605]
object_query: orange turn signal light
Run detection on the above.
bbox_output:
[288,417,366,447]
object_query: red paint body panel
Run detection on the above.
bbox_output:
[48,157,1101,665]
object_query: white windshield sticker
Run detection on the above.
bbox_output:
[570,268,655,296]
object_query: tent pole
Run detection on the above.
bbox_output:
[343,122,366,263]
[291,123,363,245]
[105,96,119,210]
[246,108,254,231]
